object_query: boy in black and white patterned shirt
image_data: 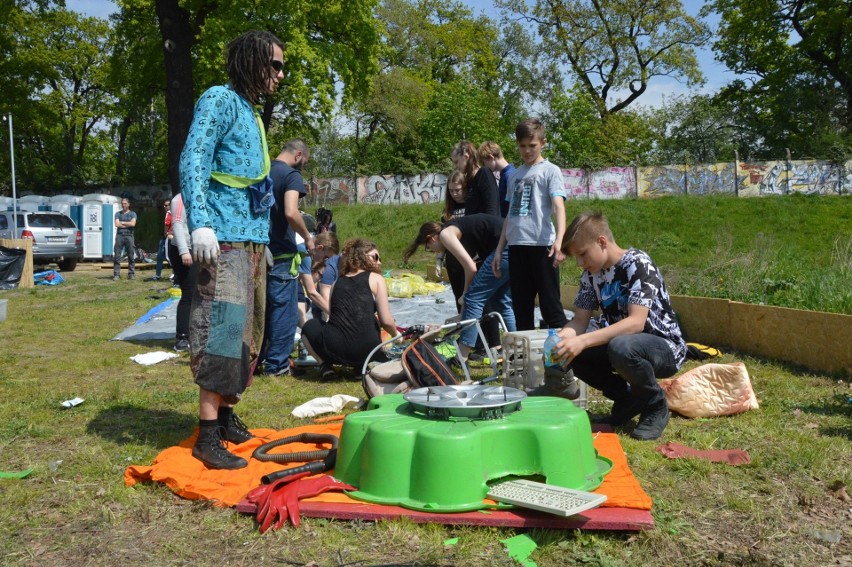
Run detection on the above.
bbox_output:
[548,211,686,440]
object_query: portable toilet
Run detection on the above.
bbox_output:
[81,193,121,260]
[49,195,82,217]
[18,195,50,212]
[50,195,83,230]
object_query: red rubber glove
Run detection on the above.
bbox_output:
[275,475,356,528]
[245,471,311,534]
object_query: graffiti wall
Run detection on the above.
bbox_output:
[637,165,686,197]
[562,169,588,198]
[355,173,447,205]
[738,161,789,196]
[86,158,846,211]
[309,177,355,206]
[588,167,635,199]
[787,161,843,195]
[687,163,736,195]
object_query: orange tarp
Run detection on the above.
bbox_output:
[125,423,652,511]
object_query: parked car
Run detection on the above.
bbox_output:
[0,211,83,271]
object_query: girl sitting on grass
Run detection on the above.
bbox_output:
[301,238,397,381]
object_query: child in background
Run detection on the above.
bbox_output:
[441,170,467,222]
[478,141,514,218]
[436,170,467,280]
[550,211,686,441]
[492,118,568,331]
[297,232,339,327]
[450,140,499,216]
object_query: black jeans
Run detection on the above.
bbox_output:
[508,245,567,330]
[168,242,198,339]
[572,333,679,410]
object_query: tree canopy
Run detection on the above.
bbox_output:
[0,0,849,197]
[707,0,852,159]
[501,0,709,117]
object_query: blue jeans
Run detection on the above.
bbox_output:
[459,250,516,347]
[262,260,299,374]
[571,333,679,409]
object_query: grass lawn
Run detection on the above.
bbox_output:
[0,196,850,566]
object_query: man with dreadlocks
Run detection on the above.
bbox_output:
[179,30,285,470]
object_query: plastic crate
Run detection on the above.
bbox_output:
[502,329,588,409]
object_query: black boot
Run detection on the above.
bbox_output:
[529,367,581,400]
[192,421,247,470]
[218,407,254,444]
[630,401,670,440]
[592,396,644,426]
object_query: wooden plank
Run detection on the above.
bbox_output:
[561,285,851,375]
[670,295,732,347]
[234,499,654,532]
[0,238,33,288]
[729,302,852,375]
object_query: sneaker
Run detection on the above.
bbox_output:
[113,275,120,281]
[319,362,338,382]
[630,402,670,440]
[128,274,135,280]
[220,412,254,444]
[191,427,247,470]
[174,337,190,352]
[467,348,487,363]
[593,396,644,426]
[151,275,161,281]
[288,357,306,376]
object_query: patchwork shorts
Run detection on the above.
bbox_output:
[189,242,266,401]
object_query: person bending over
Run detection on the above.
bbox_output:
[404,214,516,362]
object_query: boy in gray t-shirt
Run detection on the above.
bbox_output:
[492,118,568,331]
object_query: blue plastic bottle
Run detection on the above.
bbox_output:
[543,328,561,370]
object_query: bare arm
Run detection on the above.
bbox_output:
[491,216,509,277]
[301,272,329,315]
[439,226,477,293]
[283,191,314,253]
[370,272,397,336]
[319,283,333,315]
[549,195,565,265]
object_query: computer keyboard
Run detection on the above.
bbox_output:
[487,479,607,517]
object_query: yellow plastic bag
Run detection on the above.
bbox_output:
[386,277,413,298]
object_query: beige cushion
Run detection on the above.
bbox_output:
[369,360,407,383]
[660,362,759,418]
[363,374,411,398]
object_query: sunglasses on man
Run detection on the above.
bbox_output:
[270,60,284,73]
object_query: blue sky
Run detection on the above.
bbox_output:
[68,0,730,108]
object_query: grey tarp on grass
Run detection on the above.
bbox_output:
[112,285,572,342]
[112,298,178,341]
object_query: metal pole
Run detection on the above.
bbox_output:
[733,149,739,197]
[5,113,17,234]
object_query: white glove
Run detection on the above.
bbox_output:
[264,246,273,268]
[191,227,219,265]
